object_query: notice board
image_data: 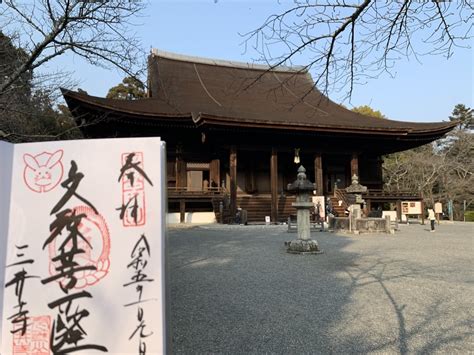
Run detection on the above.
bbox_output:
[0,137,166,354]
[401,201,422,215]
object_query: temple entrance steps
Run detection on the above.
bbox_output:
[235,195,297,223]
[212,196,232,224]
[330,189,352,217]
[212,194,297,224]
[277,195,297,222]
[329,196,347,217]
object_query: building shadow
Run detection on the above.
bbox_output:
[166,227,472,354]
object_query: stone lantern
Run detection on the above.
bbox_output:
[345,174,368,232]
[345,174,368,204]
[285,166,323,254]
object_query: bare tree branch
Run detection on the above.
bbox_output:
[243,1,472,100]
[0,0,146,143]
[0,0,146,96]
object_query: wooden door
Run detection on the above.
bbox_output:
[187,171,203,191]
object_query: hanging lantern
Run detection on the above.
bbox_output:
[294,148,300,164]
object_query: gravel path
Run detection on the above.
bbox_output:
[167,222,474,354]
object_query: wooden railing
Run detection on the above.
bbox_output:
[334,188,352,210]
[334,187,419,202]
[168,186,225,197]
[363,189,419,199]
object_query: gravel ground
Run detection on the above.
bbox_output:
[166,222,474,354]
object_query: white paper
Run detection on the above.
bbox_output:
[312,196,326,219]
[1,137,166,355]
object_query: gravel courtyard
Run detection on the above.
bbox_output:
[167,222,473,354]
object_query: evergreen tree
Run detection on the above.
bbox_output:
[449,104,473,130]
[351,105,386,119]
[0,32,81,142]
[0,32,32,104]
[106,77,146,100]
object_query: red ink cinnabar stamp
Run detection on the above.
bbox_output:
[12,316,50,355]
[48,205,111,289]
[120,152,147,227]
[23,150,63,193]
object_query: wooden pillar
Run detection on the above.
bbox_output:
[396,200,402,222]
[245,159,256,193]
[376,156,384,184]
[314,153,323,195]
[180,199,185,223]
[350,153,359,178]
[210,158,220,188]
[229,146,237,219]
[365,199,372,216]
[176,157,187,189]
[421,200,425,225]
[271,147,278,223]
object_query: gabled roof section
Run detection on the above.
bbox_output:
[62,49,457,138]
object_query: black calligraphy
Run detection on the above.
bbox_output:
[118,153,153,187]
[117,152,152,226]
[116,194,140,225]
[42,160,107,353]
[5,244,38,336]
[124,234,155,354]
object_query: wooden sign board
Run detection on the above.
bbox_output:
[0,138,167,354]
[434,202,442,214]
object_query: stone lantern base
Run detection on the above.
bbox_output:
[285,239,323,255]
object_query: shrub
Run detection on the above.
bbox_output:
[465,211,474,222]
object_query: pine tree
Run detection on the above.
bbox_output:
[106,77,146,100]
[449,104,473,130]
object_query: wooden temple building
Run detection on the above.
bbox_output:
[62,49,456,223]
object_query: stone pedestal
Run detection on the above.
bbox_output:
[286,239,321,254]
[294,201,313,240]
[349,204,361,232]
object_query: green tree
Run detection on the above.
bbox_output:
[0,33,81,142]
[449,104,473,130]
[351,105,386,119]
[0,31,31,101]
[106,77,146,100]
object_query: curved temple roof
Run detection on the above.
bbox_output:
[63,49,456,139]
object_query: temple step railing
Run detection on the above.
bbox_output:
[332,188,352,214]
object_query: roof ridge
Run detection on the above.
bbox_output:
[150,48,307,74]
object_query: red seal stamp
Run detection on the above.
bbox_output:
[48,205,111,289]
[23,150,63,193]
[12,315,51,355]
[120,152,147,227]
